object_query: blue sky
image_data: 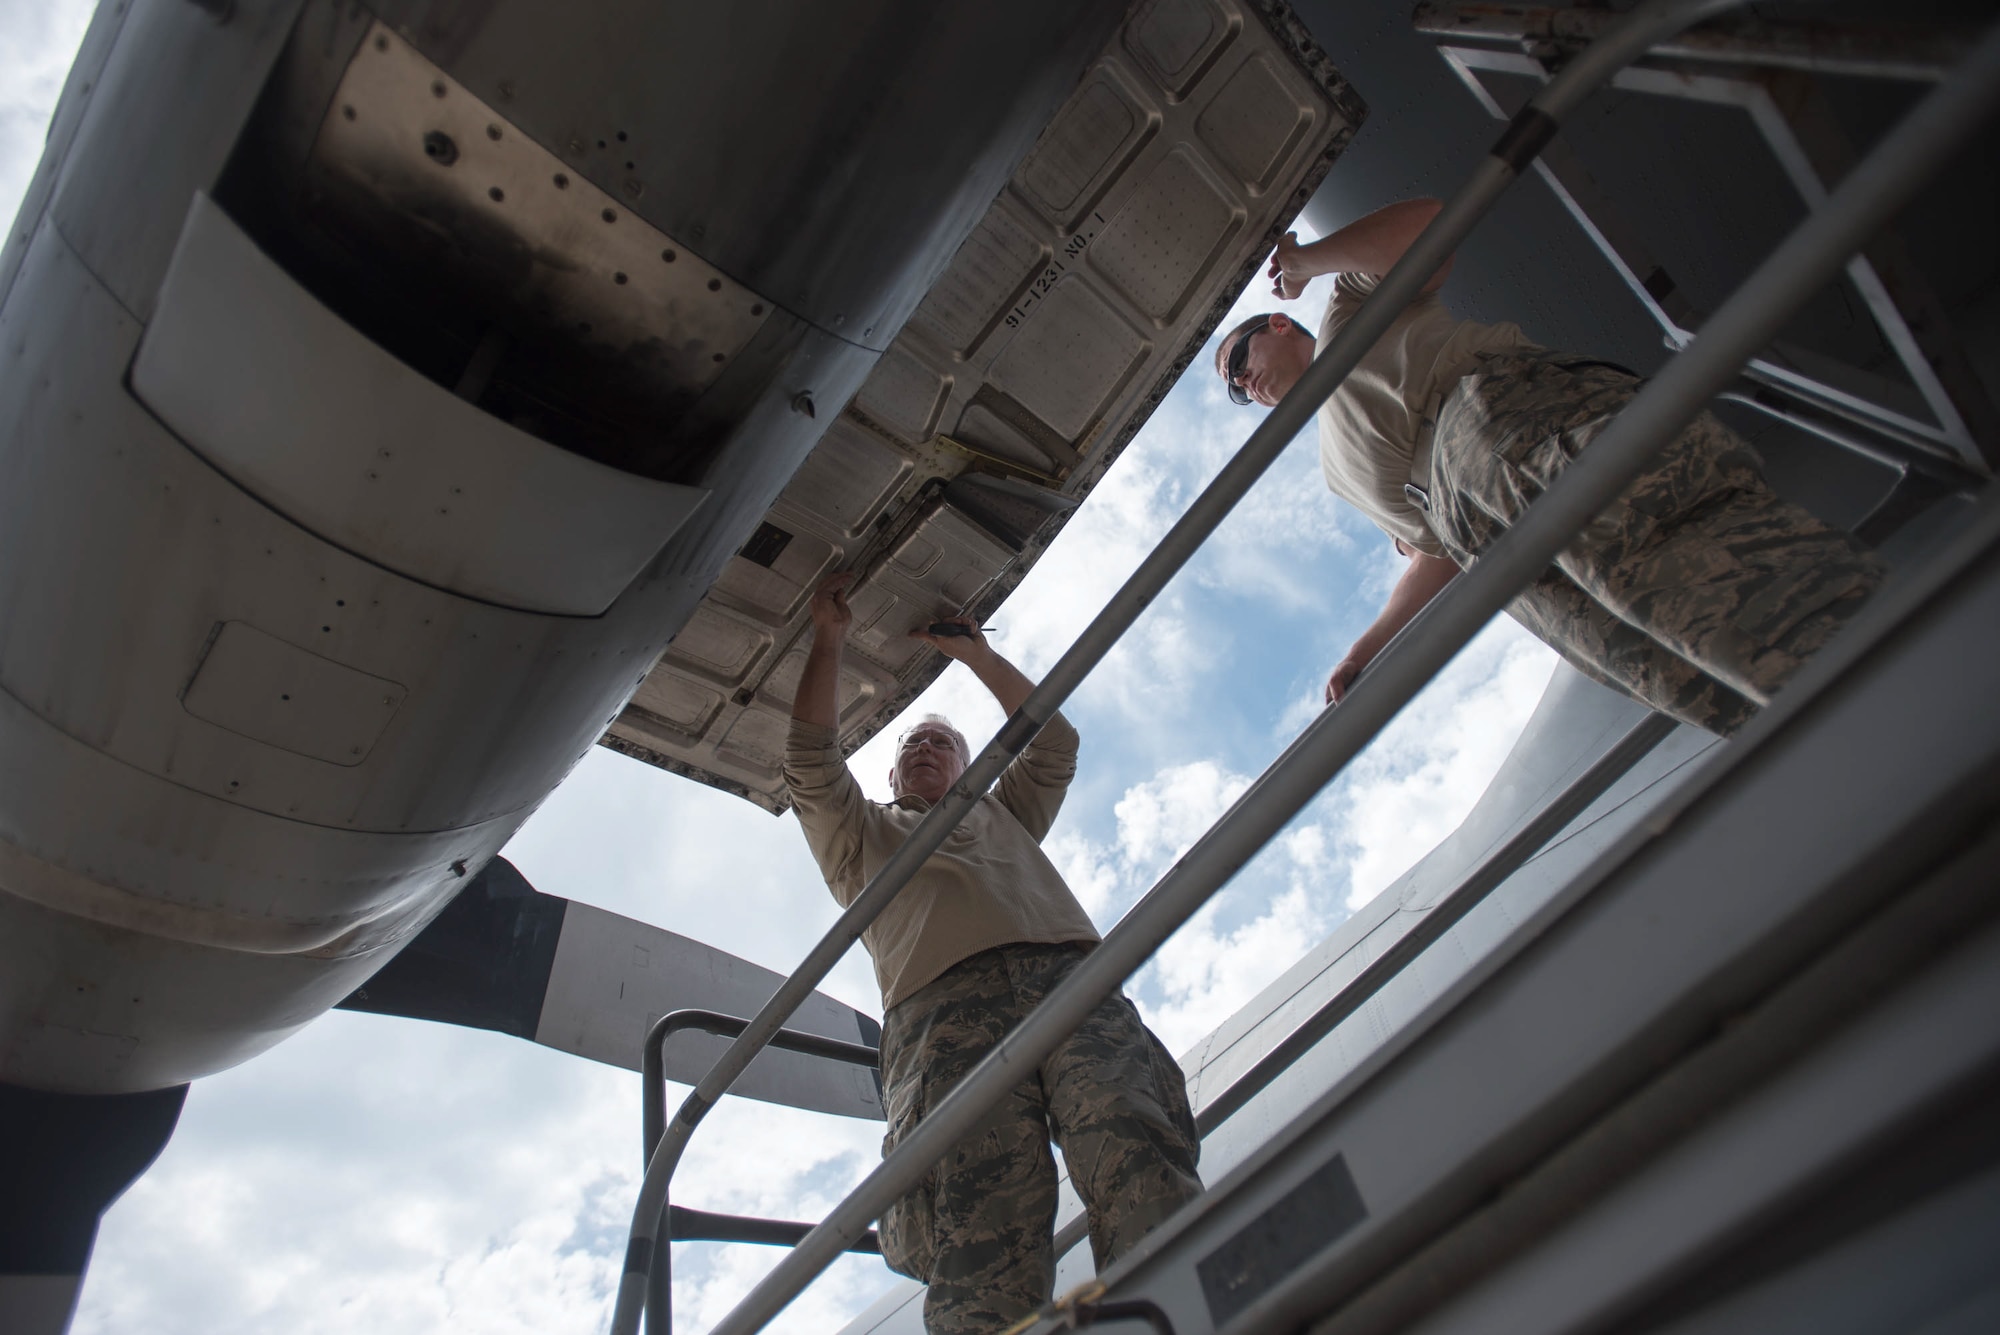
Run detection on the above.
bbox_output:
[3,5,1556,1330]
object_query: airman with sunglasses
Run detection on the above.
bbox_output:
[785,573,1201,1334]
[1218,198,1883,735]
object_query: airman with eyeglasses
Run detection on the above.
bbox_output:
[783,572,1202,1333]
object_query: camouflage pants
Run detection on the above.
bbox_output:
[877,942,1203,1334]
[1428,351,1886,735]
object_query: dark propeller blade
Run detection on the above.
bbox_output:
[0,1082,187,1335]
[338,856,566,1042]
[337,857,883,1121]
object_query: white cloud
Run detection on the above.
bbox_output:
[1145,881,1332,1055]
[1316,618,1556,912]
[505,746,882,1013]
[78,1010,900,1335]
[1034,616,1554,1060]
[1043,827,1123,923]
[1113,760,1251,871]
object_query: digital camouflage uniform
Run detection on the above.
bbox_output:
[1428,350,1886,735]
[785,708,1201,1334]
[877,941,1202,1334]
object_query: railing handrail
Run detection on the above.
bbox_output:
[640,1009,880,1162]
[667,1205,883,1254]
[639,1008,882,1335]
[1041,709,1678,1260]
[689,12,2000,1332]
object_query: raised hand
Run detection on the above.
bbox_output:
[1268,230,1311,300]
[1324,656,1363,706]
[810,572,856,640]
[909,615,992,665]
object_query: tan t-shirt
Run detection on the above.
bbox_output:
[1316,271,1533,557]
[784,714,1100,1010]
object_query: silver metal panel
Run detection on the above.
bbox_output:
[852,345,953,446]
[0,0,127,312]
[1198,54,1319,191]
[775,418,917,545]
[1126,0,1241,99]
[181,621,407,767]
[366,0,1132,349]
[49,0,306,322]
[0,675,508,963]
[309,23,772,401]
[0,873,440,1094]
[1400,922,2000,1335]
[0,660,518,1095]
[854,507,1020,674]
[610,0,1366,809]
[908,202,1052,361]
[989,275,1152,438]
[1017,70,1155,230]
[1089,148,1242,325]
[132,193,709,617]
[1646,1167,2000,1335]
[536,902,883,1122]
[0,218,700,833]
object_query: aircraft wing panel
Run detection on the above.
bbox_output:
[603,0,1370,811]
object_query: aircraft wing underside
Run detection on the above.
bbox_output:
[602,0,1366,811]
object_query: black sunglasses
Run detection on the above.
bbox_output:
[1224,316,1273,406]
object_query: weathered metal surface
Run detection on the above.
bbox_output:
[133,193,711,616]
[310,23,773,402]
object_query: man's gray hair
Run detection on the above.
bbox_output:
[900,713,971,764]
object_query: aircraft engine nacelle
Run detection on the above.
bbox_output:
[0,0,1125,1095]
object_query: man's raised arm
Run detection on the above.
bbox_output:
[1267,197,1452,300]
[1326,545,1461,704]
[793,573,855,727]
[908,616,1035,715]
[786,574,865,893]
[911,617,1077,840]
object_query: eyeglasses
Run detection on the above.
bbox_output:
[1224,316,1272,406]
[899,729,962,756]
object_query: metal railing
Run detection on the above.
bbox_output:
[639,1010,882,1335]
[607,3,2000,1330]
[1035,708,1680,1264]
